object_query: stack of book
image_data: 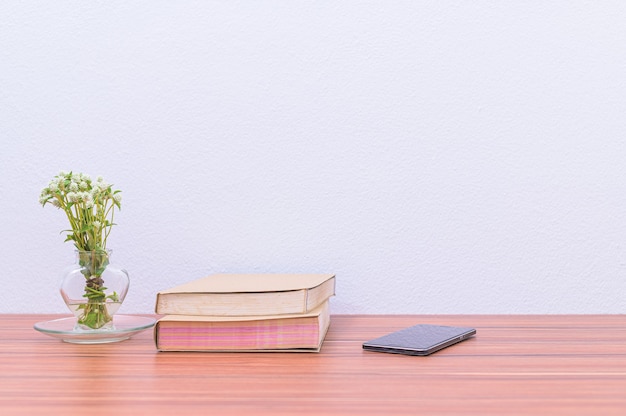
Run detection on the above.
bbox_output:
[154,273,335,352]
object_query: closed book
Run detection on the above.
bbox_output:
[155,273,335,316]
[155,301,330,352]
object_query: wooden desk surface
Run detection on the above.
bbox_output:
[1,314,626,415]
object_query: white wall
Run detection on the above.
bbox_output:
[2,1,626,314]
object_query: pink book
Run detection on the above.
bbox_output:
[155,301,330,352]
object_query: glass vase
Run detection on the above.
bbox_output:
[60,250,130,331]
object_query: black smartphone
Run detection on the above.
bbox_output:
[362,324,476,356]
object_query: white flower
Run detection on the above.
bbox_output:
[41,171,123,251]
[39,188,51,202]
[89,190,101,204]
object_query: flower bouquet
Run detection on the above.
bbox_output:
[39,171,127,330]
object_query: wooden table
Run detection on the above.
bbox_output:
[1,314,626,415]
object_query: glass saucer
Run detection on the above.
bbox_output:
[34,315,156,344]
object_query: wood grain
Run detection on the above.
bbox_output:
[1,314,626,415]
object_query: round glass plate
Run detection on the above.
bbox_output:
[34,315,156,344]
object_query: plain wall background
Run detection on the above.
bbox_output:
[2,1,626,314]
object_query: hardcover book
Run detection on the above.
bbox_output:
[155,301,330,352]
[155,273,335,316]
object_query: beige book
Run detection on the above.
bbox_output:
[155,273,335,316]
[154,301,330,352]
